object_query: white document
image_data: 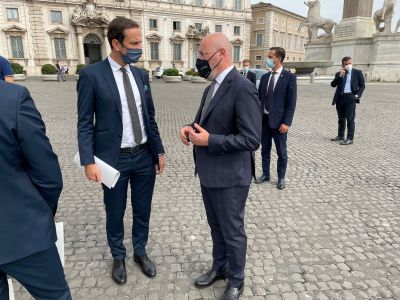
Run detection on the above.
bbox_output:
[55,222,65,267]
[74,152,120,189]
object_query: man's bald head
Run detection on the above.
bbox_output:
[198,33,233,79]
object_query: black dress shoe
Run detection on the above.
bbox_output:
[195,268,227,288]
[331,136,344,141]
[134,254,156,278]
[112,259,127,285]
[255,174,270,184]
[340,139,353,145]
[221,283,244,300]
[277,178,286,190]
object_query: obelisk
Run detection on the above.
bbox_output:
[342,0,374,19]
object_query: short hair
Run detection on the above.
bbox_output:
[270,47,286,62]
[107,17,139,48]
[342,56,352,64]
[242,59,251,64]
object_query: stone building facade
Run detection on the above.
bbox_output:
[0,0,251,75]
[250,2,308,69]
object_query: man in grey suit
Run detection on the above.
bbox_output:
[180,33,262,300]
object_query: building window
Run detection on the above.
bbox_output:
[234,26,240,36]
[195,23,202,31]
[172,0,182,3]
[257,18,264,24]
[300,37,305,50]
[256,65,261,69]
[10,36,24,58]
[255,33,263,47]
[173,43,182,61]
[233,46,240,62]
[255,55,262,61]
[215,25,222,32]
[273,31,277,46]
[173,21,181,31]
[54,38,67,59]
[149,19,157,29]
[51,10,62,23]
[299,58,302,61]
[6,8,19,21]
[287,57,290,61]
[234,0,241,11]
[288,23,292,29]
[194,0,203,6]
[274,18,278,24]
[280,33,285,47]
[215,0,223,8]
[294,35,298,50]
[287,34,292,49]
[150,42,159,60]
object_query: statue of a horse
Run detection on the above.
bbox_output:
[298,0,336,42]
[373,0,396,33]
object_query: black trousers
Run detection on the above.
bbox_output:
[201,185,249,288]
[261,114,288,179]
[103,147,156,259]
[336,94,356,140]
[0,245,71,300]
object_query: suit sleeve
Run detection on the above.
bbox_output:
[143,71,165,155]
[250,72,257,85]
[17,87,63,215]
[283,74,297,126]
[258,74,267,103]
[208,82,262,153]
[331,72,342,87]
[77,68,95,165]
[357,70,365,97]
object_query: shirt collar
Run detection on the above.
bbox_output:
[108,56,131,73]
[214,65,234,85]
[272,66,283,75]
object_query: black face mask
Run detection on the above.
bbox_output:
[195,50,222,79]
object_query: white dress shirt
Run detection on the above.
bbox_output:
[343,69,352,94]
[212,65,235,97]
[108,56,147,148]
[264,66,283,114]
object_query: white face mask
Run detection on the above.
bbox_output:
[345,64,352,71]
[243,67,249,72]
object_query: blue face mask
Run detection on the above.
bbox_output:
[121,47,142,64]
[265,58,276,69]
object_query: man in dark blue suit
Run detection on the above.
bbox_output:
[77,17,165,284]
[330,56,365,145]
[255,47,297,190]
[180,33,262,300]
[0,81,71,299]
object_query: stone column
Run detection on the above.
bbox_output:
[103,28,111,57]
[342,0,374,19]
[76,26,85,64]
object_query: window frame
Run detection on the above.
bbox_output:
[50,10,63,24]
[10,36,24,58]
[149,19,158,30]
[6,8,19,21]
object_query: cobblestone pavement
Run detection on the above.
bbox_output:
[12,78,400,300]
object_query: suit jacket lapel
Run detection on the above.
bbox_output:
[273,70,285,95]
[100,59,122,119]
[200,69,235,124]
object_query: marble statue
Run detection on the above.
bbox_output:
[373,0,396,33]
[299,0,337,42]
[71,0,109,27]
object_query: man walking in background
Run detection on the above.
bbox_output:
[240,59,256,85]
[330,56,365,145]
[255,47,297,190]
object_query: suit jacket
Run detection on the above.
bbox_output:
[240,70,257,85]
[77,59,164,168]
[258,69,297,129]
[193,68,262,188]
[331,68,365,105]
[0,81,63,265]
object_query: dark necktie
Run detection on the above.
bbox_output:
[200,80,217,123]
[120,67,143,145]
[265,72,277,112]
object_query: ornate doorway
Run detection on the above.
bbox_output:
[84,34,102,64]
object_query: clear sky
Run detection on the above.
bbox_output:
[251,0,400,31]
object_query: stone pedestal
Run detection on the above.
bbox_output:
[342,0,374,19]
[305,41,332,61]
[334,17,375,40]
[369,33,400,82]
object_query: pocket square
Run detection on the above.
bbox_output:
[144,85,148,92]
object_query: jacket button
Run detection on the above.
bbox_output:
[119,134,122,138]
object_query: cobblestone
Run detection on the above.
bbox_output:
[11,79,400,299]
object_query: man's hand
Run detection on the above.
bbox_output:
[180,126,191,146]
[279,124,289,134]
[84,163,102,182]
[339,68,346,77]
[155,154,166,175]
[189,123,209,146]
